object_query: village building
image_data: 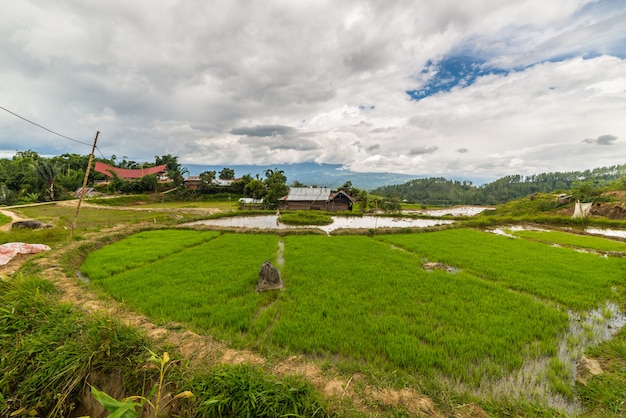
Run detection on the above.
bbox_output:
[279,187,355,212]
[238,197,264,210]
[94,162,169,182]
[183,176,202,191]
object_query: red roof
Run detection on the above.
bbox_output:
[94,162,168,179]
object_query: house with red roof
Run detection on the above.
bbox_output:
[94,162,169,182]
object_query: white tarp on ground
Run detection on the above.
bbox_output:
[572,200,593,219]
[0,242,50,266]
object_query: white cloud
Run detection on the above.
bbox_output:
[1,0,625,181]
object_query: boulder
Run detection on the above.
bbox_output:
[257,261,284,292]
[11,220,52,230]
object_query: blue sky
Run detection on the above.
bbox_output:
[1,0,625,180]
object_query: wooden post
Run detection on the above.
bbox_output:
[70,131,99,239]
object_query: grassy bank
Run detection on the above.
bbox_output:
[0,274,332,417]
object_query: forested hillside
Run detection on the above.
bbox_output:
[371,164,626,205]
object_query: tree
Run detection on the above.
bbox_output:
[263,168,288,209]
[219,167,235,180]
[155,154,188,187]
[199,170,217,192]
[32,160,61,201]
[244,179,266,199]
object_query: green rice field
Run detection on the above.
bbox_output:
[81,227,626,396]
[511,228,626,253]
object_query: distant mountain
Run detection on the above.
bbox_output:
[184,162,423,191]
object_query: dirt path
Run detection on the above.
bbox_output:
[16,219,445,417]
[0,209,29,232]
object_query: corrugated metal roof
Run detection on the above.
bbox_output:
[281,187,331,201]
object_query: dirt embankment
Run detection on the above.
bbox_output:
[590,201,626,219]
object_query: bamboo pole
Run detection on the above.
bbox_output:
[70,131,99,239]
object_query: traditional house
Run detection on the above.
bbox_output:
[94,162,168,181]
[183,176,202,191]
[279,187,355,212]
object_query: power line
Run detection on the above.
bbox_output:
[0,105,93,147]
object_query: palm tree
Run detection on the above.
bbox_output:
[32,160,60,201]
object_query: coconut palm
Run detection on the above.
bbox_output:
[32,160,60,201]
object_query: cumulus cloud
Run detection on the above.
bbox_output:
[1,0,625,180]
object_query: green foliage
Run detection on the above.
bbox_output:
[372,164,626,205]
[263,168,288,209]
[244,178,266,199]
[219,167,235,180]
[90,351,194,418]
[187,364,329,417]
[278,211,333,225]
[0,275,148,417]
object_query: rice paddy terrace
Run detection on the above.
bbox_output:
[80,225,626,416]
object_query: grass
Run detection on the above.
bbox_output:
[86,233,280,342]
[0,212,12,227]
[84,230,573,389]
[577,326,626,417]
[185,364,330,417]
[511,228,626,253]
[15,203,193,232]
[81,229,221,280]
[376,228,626,311]
[267,235,566,384]
[278,210,333,225]
[0,274,333,417]
[0,275,149,417]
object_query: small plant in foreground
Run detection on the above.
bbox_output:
[89,350,193,418]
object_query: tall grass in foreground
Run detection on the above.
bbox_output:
[376,229,626,311]
[185,364,330,417]
[0,274,333,417]
[0,275,149,417]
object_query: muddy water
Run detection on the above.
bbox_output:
[184,215,454,233]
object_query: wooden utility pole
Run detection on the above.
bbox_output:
[70,131,99,239]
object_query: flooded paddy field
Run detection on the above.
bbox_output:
[184,214,455,232]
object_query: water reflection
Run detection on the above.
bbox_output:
[585,227,626,239]
[184,215,454,233]
[404,206,494,217]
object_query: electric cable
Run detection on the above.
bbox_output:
[0,105,93,147]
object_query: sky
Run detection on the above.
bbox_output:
[1,0,625,181]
